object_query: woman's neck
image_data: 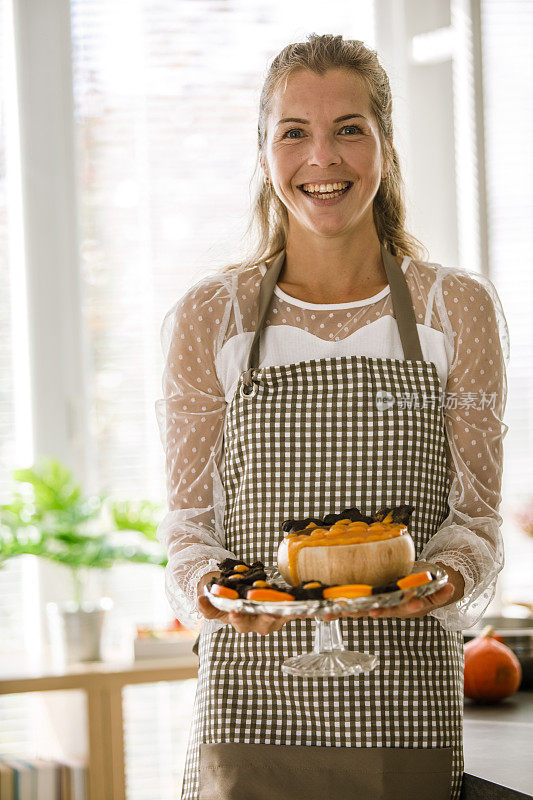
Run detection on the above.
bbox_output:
[278,236,397,304]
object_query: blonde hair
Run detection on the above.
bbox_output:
[212,33,429,277]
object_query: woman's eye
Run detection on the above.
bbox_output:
[282,125,363,139]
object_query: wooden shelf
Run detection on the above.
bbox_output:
[0,655,199,800]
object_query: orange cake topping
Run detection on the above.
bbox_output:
[211,584,240,600]
[396,571,432,589]
[322,584,373,600]
[285,518,408,585]
[246,588,296,602]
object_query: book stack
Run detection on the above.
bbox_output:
[0,757,86,799]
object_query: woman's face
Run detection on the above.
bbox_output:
[262,68,387,238]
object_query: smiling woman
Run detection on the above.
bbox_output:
[156,32,508,800]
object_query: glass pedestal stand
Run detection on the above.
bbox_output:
[281,616,379,678]
[205,565,446,679]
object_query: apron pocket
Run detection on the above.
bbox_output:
[199,742,453,800]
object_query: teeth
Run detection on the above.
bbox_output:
[301,181,350,193]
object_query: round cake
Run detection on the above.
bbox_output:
[277,506,416,587]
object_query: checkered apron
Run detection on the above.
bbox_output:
[181,245,464,800]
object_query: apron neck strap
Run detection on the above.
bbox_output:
[242,243,423,389]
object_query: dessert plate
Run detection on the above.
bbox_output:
[204,563,448,619]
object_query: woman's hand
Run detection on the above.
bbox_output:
[360,581,455,619]
[196,571,304,635]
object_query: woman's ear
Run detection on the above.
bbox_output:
[260,156,270,183]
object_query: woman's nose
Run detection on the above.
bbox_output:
[305,135,343,167]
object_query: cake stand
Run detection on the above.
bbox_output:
[204,564,448,678]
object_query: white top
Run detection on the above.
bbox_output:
[155,255,510,635]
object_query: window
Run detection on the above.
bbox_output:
[480,0,533,600]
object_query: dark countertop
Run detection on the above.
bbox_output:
[462,690,533,799]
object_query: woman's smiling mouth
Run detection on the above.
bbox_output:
[297,181,353,205]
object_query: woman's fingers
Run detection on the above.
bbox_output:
[426,582,455,604]
[199,594,304,634]
[228,610,259,633]
[229,611,294,634]
[369,582,455,618]
[197,594,225,619]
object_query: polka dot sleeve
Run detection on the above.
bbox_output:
[419,269,509,631]
[154,276,238,631]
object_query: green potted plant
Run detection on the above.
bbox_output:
[0,455,167,664]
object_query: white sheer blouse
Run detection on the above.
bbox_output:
[155,255,509,635]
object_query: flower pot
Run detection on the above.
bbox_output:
[46,597,113,666]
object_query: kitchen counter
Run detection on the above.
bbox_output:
[462,690,533,799]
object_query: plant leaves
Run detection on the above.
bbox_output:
[107,499,162,540]
[0,455,168,576]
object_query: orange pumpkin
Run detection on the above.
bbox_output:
[464,625,522,703]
